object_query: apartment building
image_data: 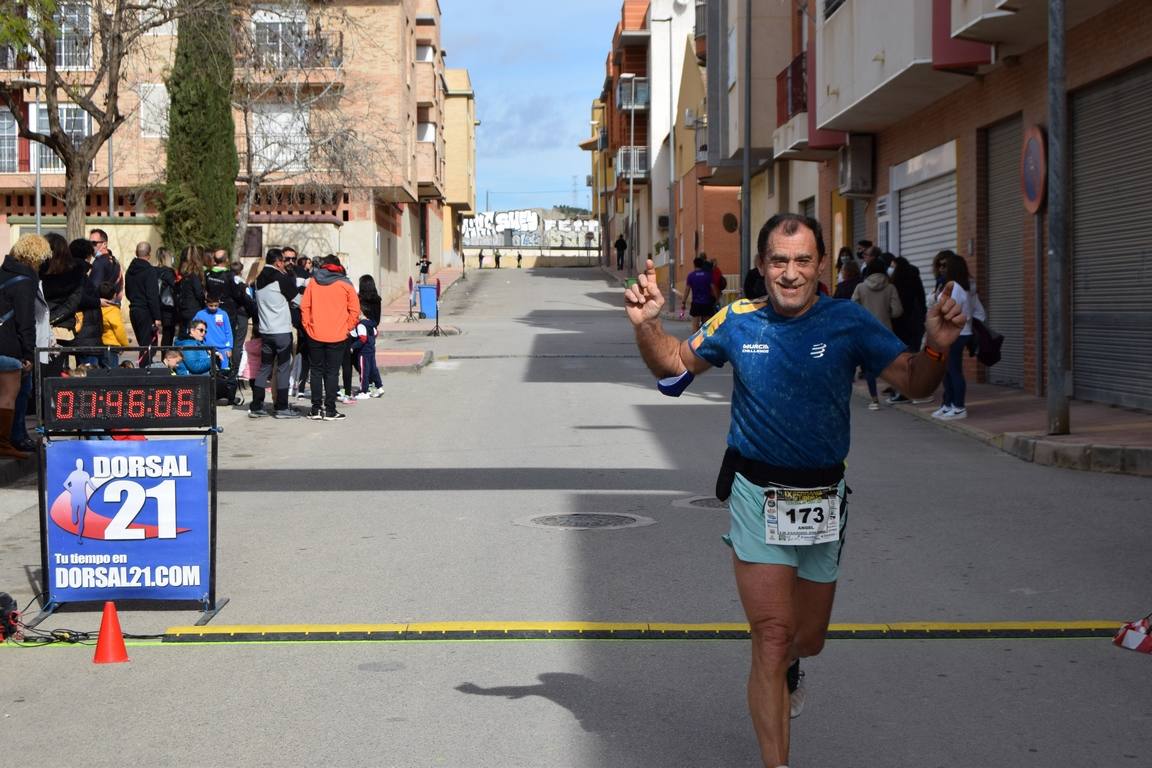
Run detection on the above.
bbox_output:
[0,0,475,306]
[441,68,476,264]
[806,0,1150,410]
[646,0,1147,411]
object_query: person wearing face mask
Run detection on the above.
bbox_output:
[851,259,903,410]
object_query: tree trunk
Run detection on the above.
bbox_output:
[65,162,89,241]
[231,184,257,262]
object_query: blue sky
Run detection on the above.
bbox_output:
[441,0,624,213]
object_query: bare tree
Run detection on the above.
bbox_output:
[0,0,225,239]
[229,0,400,259]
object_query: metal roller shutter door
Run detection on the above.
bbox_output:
[898,173,956,295]
[1071,62,1152,410]
[851,198,868,244]
[985,117,1024,387]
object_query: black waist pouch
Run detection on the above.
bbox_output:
[715,447,844,501]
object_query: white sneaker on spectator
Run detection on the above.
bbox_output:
[939,407,967,420]
[931,405,954,419]
[355,392,371,400]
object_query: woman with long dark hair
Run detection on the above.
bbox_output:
[176,245,206,337]
[358,275,382,325]
[932,252,974,420]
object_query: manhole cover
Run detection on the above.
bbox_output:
[671,496,729,510]
[516,513,655,531]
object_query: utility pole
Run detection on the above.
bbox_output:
[1047,0,1070,434]
[740,0,752,280]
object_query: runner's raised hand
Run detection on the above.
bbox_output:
[925,280,966,351]
[624,259,664,326]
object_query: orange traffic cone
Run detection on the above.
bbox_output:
[92,601,129,664]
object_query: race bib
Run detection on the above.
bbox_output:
[763,484,842,546]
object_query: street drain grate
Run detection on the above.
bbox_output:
[516,513,655,531]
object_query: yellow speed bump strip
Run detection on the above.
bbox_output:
[161,621,1122,643]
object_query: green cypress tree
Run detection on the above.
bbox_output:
[159,0,237,251]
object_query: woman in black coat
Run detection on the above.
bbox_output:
[155,247,179,346]
[39,235,99,327]
[0,235,49,459]
[176,244,206,336]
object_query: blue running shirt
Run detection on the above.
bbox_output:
[689,295,907,468]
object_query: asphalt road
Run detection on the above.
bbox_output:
[2,267,1150,767]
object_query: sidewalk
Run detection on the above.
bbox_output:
[856,380,1152,477]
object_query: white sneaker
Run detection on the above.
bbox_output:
[369,387,385,398]
[337,394,356,405]
[789,672,806,719]
[355,392,371,400]
[939,407,967,420]
[931,405,954,419]
[867,399,880,411]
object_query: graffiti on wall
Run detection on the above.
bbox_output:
[462,209,599,248]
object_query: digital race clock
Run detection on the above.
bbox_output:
[42,374,215,430]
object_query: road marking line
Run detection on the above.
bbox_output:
[158,621,1122,643]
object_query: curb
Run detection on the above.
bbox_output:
[378,325,461,337]
[379,349,434,373]
[861,389,1152,477]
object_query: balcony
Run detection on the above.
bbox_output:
[616,77,650,110]
[950,0,1123,57]
[248,30,343,72]
[816,0,971,133]
[416,140,443,198]
[615,146,648,180]
[416,60,437,106]
[694,0,707,63]
[775,53,807,128]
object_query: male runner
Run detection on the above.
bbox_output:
[63,458,95,544]
[624,213,964,767]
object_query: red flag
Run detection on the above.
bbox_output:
[408,276,413,293]
[436,278,441,300]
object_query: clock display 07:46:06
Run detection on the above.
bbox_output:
[54,386,199,421]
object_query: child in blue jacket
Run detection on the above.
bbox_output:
[352,314,383,398]
[192,294,233,369]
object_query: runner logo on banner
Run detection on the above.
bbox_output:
[44,439,210,603]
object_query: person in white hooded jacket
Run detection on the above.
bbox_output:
[851,260,903,409]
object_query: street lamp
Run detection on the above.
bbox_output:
[651,15,676,309]
[9,77,42,234]
[619,72,636,272]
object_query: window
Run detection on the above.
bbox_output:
[416,122,436,143]
[138,84,169,138]
[251,104,309,173]
[824,0,847,19]
[0,112,17,173]
[416,44,435,62]
[31,2,91,70]
[252,5,306,69]
[35,105,90,173]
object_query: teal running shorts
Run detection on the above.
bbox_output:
[722,471,848,583]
